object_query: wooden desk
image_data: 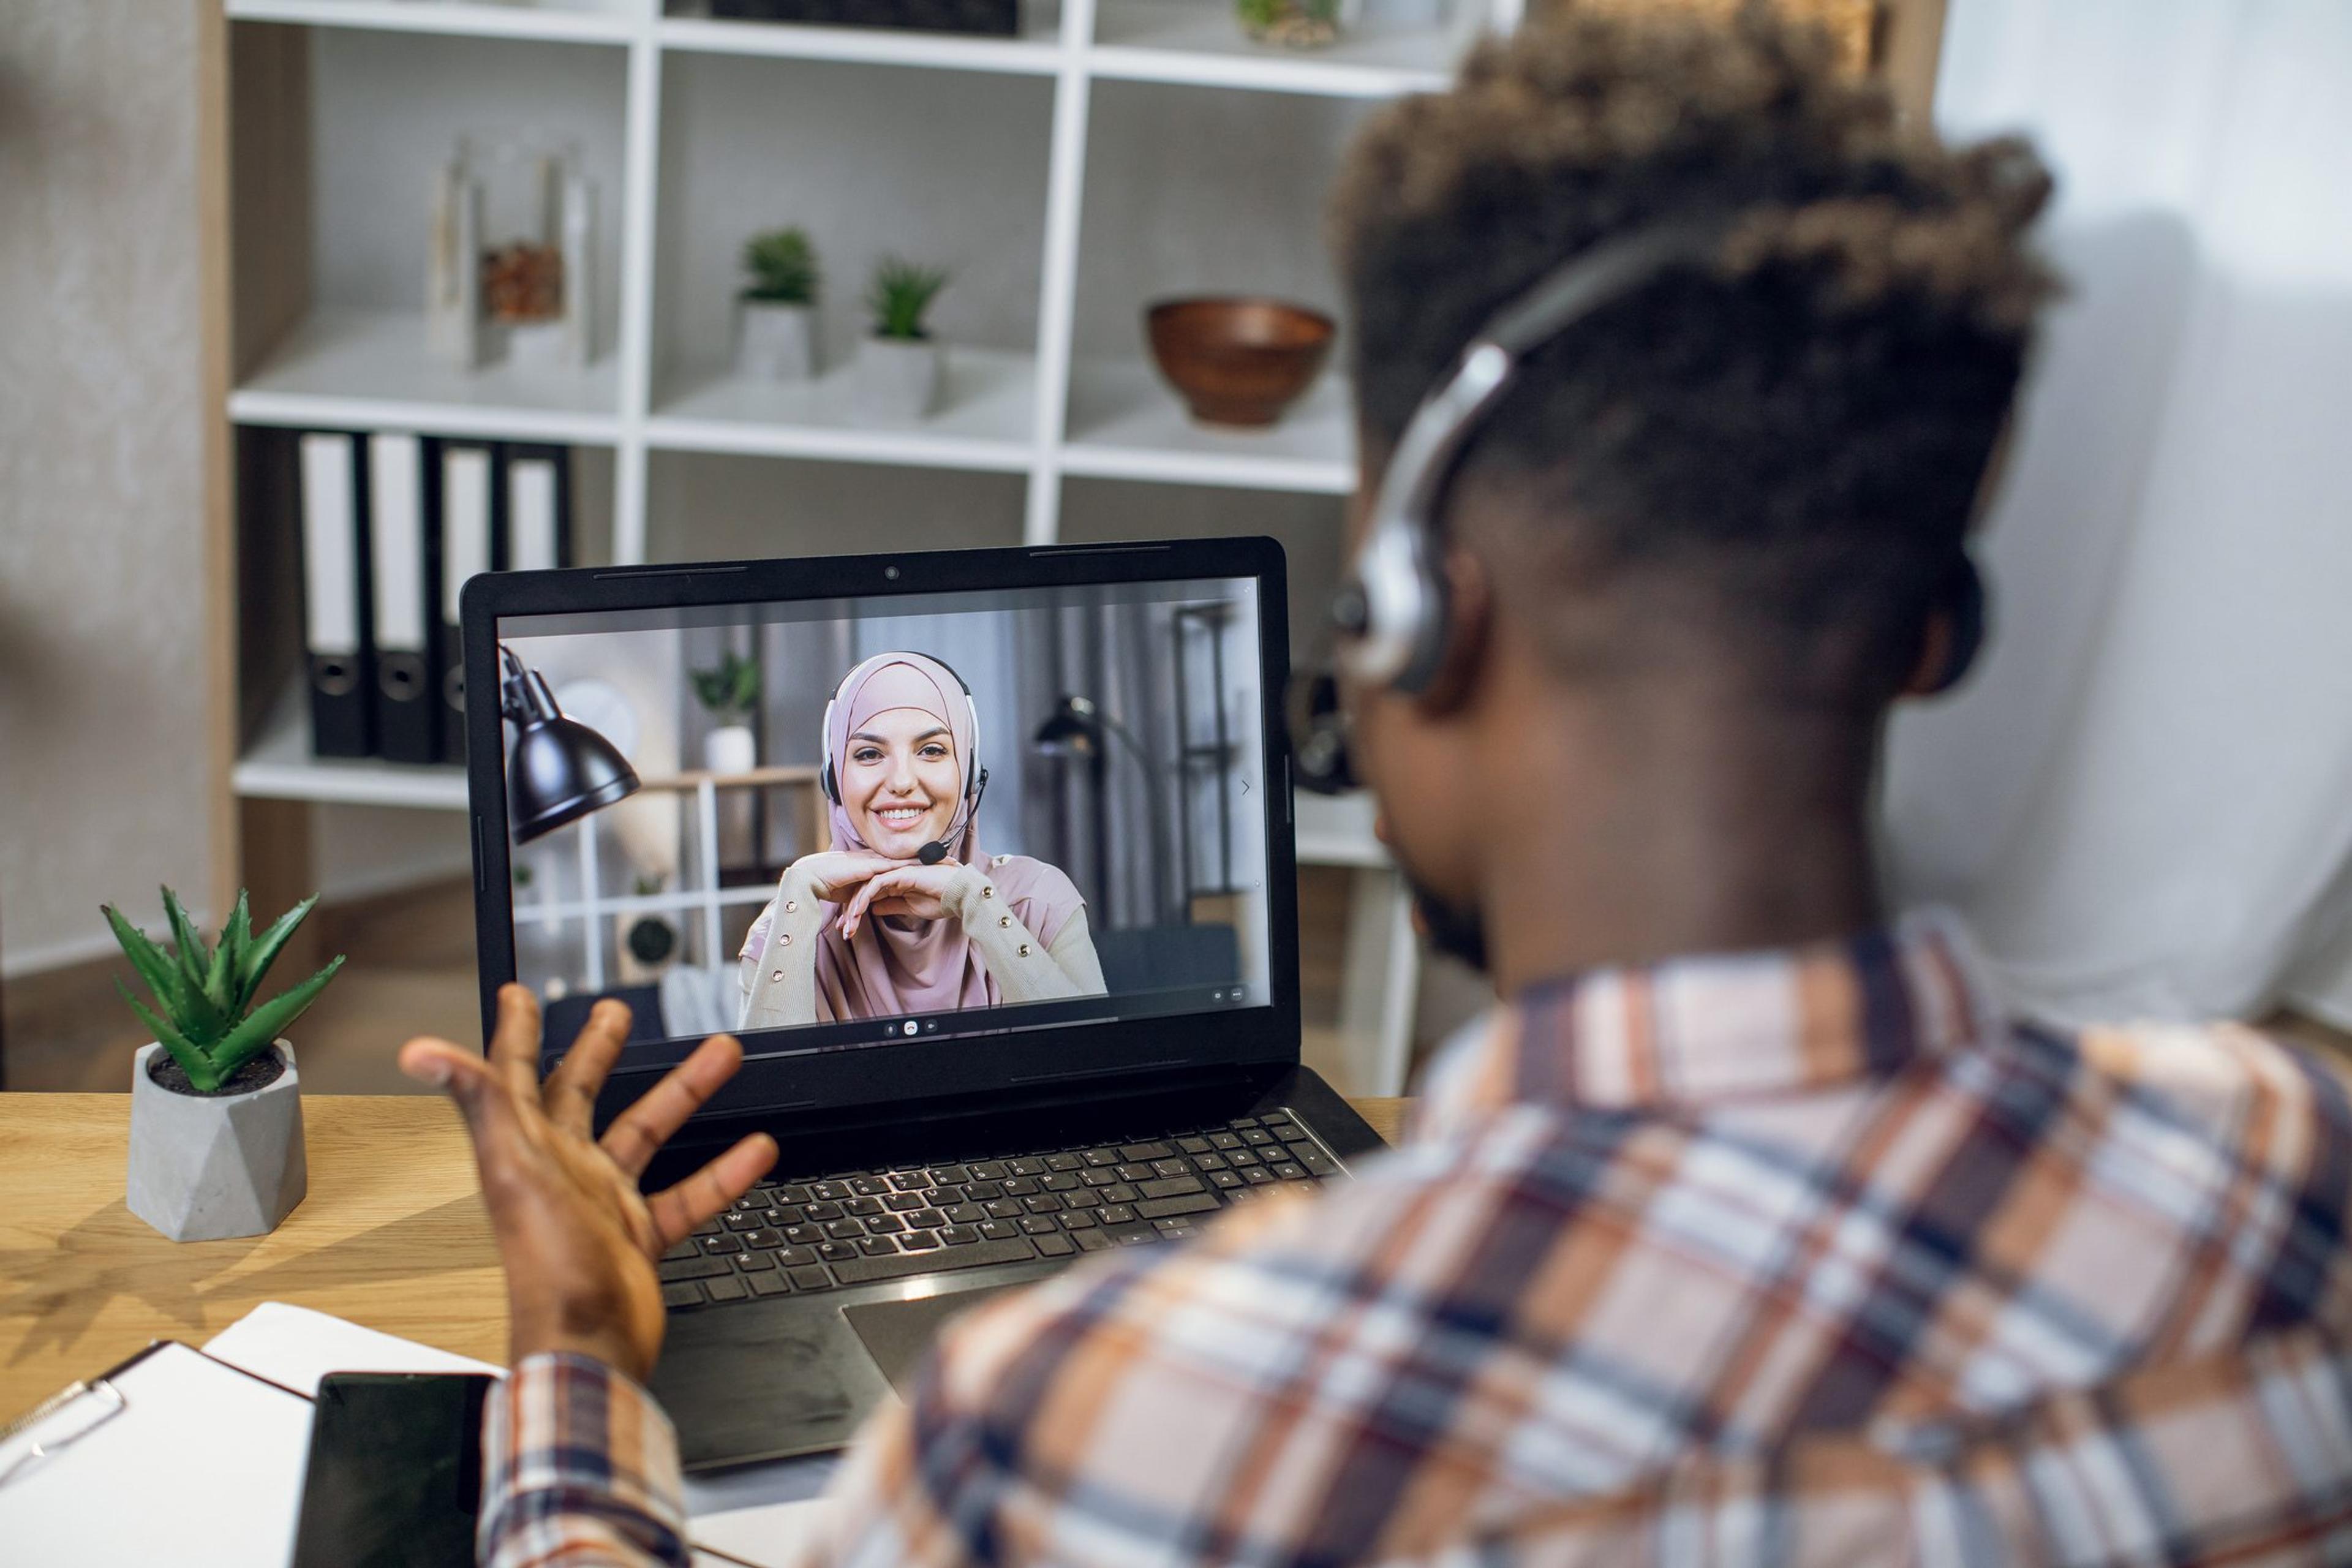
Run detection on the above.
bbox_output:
[0,1093,1408,1421]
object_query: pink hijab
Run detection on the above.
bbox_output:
[809,651,1083,1020]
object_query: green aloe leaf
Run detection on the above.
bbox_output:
[173,970,231,1050]
[162,886,211,1005]
[238,894,317,1010]
[217,891,252,1006]
[211,954,345,1079]
[119,982,222,1093]
[202,914,238,1017]
[103,904,186,1018]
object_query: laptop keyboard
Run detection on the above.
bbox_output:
[657,1110,1344,1311]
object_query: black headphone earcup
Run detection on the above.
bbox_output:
[1920,556,1988,696]
[821,758,838,804]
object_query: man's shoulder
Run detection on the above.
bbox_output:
[2056,1013,2352,1152]
[925,1114,1580,1406]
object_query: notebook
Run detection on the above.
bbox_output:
[0,1303,837,1568]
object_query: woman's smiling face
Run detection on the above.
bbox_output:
[845,706,960,857]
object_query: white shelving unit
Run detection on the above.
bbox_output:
[206,0,1943,1092]
[220,0,1461,1088]
[222,0,1463,816]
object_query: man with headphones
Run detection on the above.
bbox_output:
[424,9,2352,1564]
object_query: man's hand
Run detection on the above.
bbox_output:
[398,986,778,1385]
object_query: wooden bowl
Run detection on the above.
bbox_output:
[1146,298,1336,428]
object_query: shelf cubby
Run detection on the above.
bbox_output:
[227,0,642,43]
[648,48,1056,466]
[230,310,628,442]
[1060,357,1352,492]
[644,449,1028,563]
[1088,0,1457,97]
[660,1,1066,74]
[1057,475,1346,668]
[229,23,635,432]
[1061,79,1365,494]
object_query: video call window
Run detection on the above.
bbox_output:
[495,578,1272,1061]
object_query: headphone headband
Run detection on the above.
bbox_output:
[819,653,986,827]
[1311,206,1992,805]
[1336,217,1738,693]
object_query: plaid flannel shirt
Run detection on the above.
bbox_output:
[483,909,2352,1566]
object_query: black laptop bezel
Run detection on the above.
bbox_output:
[461,536,1303,1122]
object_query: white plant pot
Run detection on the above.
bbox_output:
[126,1040,307,1243]
[616,914,679,986]
[853,337,943,421]
[736,299,819,382]
[704,723,758,776]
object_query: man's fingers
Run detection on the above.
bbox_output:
[541,997,631,1134]
[599,1033,747,1177]
[647,1134,779,1251]
[488,983,546,1099]
[398,1036,528,1160]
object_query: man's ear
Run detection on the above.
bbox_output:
[1415,546,1493,716]
[1901,557,1988,698]
[1902,609,1959,696]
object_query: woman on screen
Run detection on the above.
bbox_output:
[737,650,1107,1030]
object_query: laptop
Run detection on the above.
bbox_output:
[462,536,1387,1469]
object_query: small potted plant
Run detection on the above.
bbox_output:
[736,226,822,382]
[105,889,345,1243]
[1237,0,1344,48]
[854,255,949,421]
[692,649,761,775]
[619,878,680,986]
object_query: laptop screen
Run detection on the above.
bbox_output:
[492,573,1274,1066]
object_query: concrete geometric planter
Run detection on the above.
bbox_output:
[853,336,943,421]
[126,1039,307,1242]
[704,723,758,775]
[736,299,819,381]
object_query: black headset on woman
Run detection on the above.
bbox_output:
[1298,215,1986,792]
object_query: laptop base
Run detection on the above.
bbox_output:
[654,1062,1383,1469]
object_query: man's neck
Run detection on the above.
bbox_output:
[1476,679,1885,995]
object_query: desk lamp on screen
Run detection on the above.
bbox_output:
[499,644,641,844]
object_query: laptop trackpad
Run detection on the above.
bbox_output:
[842,1283,1022,1396]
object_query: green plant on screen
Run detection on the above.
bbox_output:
[104,888,345,1095]
[691,650,761,717]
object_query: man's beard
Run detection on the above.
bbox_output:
[1406,875,1491,975]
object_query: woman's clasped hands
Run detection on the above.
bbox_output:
[788,850,970,940]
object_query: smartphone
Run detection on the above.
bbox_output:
[290,1371,496,1568]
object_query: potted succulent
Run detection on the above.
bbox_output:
[105,889,345,1243]
[736,226,822,382]
[854,255,949,420]
[619,877,679,986]
[1237,0,1344,48]
[692,649,761,775]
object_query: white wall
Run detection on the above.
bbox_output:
[0,1,213,978]
[1883,0,2352,1024]
[0,2,484,980]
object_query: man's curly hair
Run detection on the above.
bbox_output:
[1330,2,2055,692]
